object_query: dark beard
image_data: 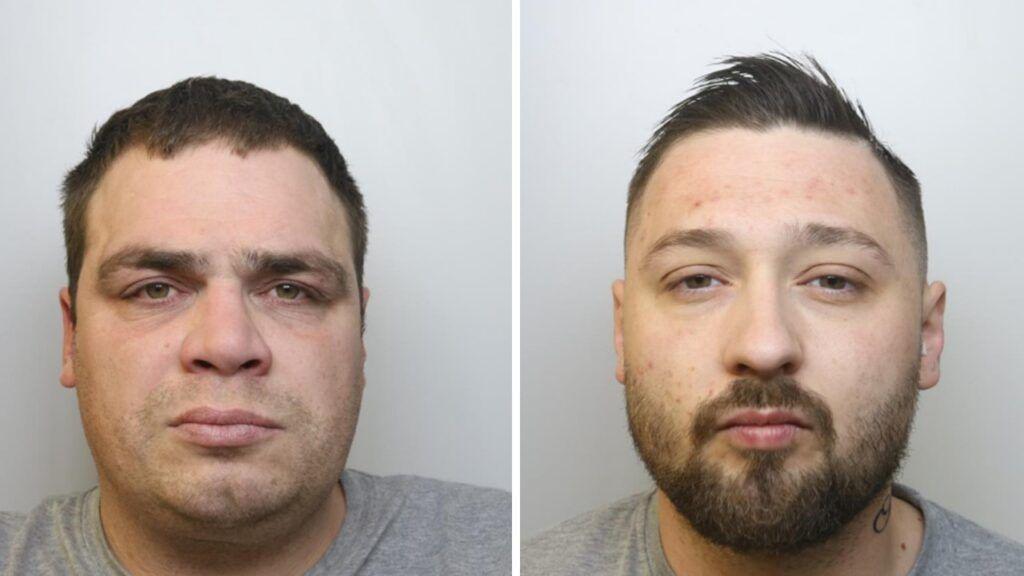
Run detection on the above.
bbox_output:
[626,371,918,554]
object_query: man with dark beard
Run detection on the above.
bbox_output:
[523,54,1024,575]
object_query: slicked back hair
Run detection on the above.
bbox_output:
[626,53,926,277]
[61,77,367,318]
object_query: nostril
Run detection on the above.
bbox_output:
[240,359,262,370]
[194,359,215,370]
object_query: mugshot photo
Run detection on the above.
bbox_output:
[522,1,1024,575]
[0,1,511,574]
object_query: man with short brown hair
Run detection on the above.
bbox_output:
[524,54,1024,575]
[0,77,509,576]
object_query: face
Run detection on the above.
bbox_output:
[60,143,367,530]
[614,127,946,552]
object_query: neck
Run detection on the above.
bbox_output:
[657,485,924,576]
[97,480,347,576]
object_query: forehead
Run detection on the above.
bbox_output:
[629,127,908,264]
[84,143,352,267]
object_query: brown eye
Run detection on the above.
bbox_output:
[143,283,172,299]
[682,274,715,289]
[816,275,850,290]
[274,284,303,300]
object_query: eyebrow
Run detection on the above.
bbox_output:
[97,247,210,288]
[793,223,894,267]
[238,250,352,298]
[641,223,894,270]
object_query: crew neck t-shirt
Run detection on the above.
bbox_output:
[0,469,511,575]
[522,483,1024,575]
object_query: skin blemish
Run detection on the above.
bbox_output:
[900,542,906,551]
[692,200,703,209]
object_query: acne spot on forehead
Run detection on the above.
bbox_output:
[690,194,721,210]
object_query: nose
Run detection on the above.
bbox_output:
[180,284,272,377]
[721,280,803,378]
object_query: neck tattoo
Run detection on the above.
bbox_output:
[872,493,893,533]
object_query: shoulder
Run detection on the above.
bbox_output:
[0,510,28,561]
[340,470,510,574]
[0,490,107,572]
[898,484,1024,575]
[343,469,510,525]
[522,491,654,576]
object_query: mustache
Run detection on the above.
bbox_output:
[690,377,836,448]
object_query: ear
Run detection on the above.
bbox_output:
[360,286,371,318]
[918,281,946,390]
[59,288,77,389]
[360,286,370,356]
[613,279,626,385]
[357,285,371,337]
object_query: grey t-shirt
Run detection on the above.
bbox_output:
[0,469,510,575]
[523,484,1024,575]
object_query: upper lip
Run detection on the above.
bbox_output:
[717,409,811,431]
[170,408,283,429]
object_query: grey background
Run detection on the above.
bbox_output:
[523,1,1024,539]
[0,0,512,513]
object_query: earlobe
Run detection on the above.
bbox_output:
[613,280,626,385]
[59,288,77,389]
[918,282,947,391]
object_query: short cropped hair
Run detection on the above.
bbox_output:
[61,77,367,317]
[627,53,926,276]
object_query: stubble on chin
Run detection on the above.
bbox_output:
[81,371,362,536]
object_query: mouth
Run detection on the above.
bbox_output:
[716,409,811,450]
[170,407,283,448]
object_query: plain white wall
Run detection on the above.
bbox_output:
[0,0,512,514]
[523,0,1024,539]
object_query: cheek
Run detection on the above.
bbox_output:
[75,324,173,406]
[625,335,711,423]
[266,323,365,409]
[811,319,918,440]
[625,305,721,407]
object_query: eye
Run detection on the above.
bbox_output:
[670,273,724,295]
[680,274,720,290]
[140,282,175,300]
[810,275,852,290]
[272,283,308,301]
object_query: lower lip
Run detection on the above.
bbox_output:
[723,424,802,450]
[172,423,281,448]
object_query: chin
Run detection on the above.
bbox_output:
[156,467,308,528]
